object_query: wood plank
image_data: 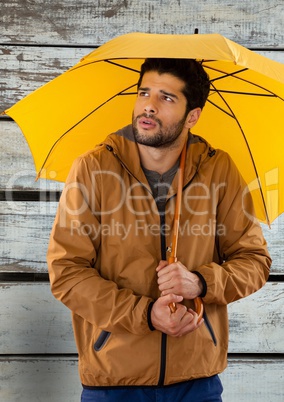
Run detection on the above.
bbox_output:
[0,201,58,271]
[228,282,284,353]
[0,199,283,274]
[1,45,284,111]
[1,0,284,48]
[0,120,64,190]
[0,356,81,402]
[0,46,92,111]
[0,283,75,354]
[220,357,284,401]
[0,356,283,401]
[256,50,284,63]
[0,282,283,354]
[261,218,284,275]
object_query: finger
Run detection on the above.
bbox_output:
[156,260,169,272]
[188,308,204,324]
[158,275,178,293]
[177,312,202,333]
[157,264,176,278]
[170,309,204,337]
[160,293,183,307]
[186,309,205,329]
[157,272,173,286]
[157,261,183,278]
[159,285,174,295]
[190,310,204,327]
[196,318,204,328]
[169,315,196,337]
[161,288,174,296]
[172,303,188,319]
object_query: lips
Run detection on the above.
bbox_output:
[138,116,157,129]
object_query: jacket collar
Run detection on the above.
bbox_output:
[102,125,213,196]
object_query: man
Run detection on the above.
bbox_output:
[47,58,271,401]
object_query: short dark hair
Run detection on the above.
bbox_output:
[137,58,210,113]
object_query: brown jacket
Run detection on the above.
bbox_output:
[47,125,271,387]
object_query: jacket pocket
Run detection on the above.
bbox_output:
[94,330,111,352]
[203,310,217,346]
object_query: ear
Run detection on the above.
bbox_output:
[184,108,202,129]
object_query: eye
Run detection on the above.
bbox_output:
[138,91,149,97]
[162,95,174,102]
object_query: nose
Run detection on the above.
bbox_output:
[144,97,157,115]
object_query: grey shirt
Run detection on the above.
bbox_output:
[142,159,179,213]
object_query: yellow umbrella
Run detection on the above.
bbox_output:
[3,32,284,225]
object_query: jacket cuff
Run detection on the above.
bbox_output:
[147,301,155,331]
[192,271,207,298]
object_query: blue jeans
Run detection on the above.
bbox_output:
[81,375,223,401]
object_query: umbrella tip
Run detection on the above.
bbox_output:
[194,28,199,34]
[35,171,41,182]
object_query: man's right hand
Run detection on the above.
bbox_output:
[150,294,203,337]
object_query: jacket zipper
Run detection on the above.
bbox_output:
[158,212,168,386]
[108,146,168,384]
[107,145,217,381]
[156,165,217,384]
[166,179,218,346]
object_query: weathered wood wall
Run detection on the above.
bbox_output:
[1,1,284,401]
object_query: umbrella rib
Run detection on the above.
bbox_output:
[36,83,138,180]
[206,98,234,118]
[206,64,284,101]
[210,89,276,97]
[105,60,141,74]
[207,67,248,82]
[70,58,141,74]
[210,82,271,225]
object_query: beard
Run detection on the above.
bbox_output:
[132,113,187,149]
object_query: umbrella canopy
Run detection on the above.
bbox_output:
[3,32,284,225]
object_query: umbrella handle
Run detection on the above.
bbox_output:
[167,256,204,323]
[193,297,204,323]
[169,298,203,323]
[167,256,178,313]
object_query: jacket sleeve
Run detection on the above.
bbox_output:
[47,156,153,335]
[196,153,272,305]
